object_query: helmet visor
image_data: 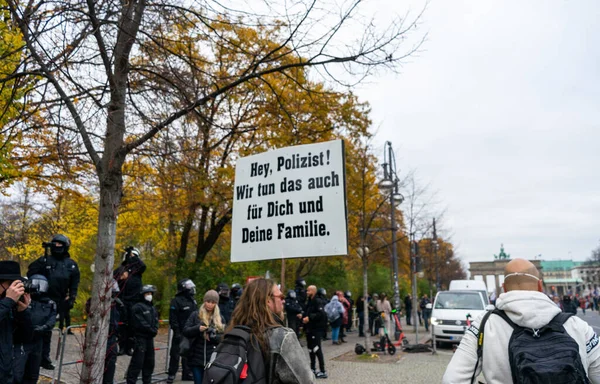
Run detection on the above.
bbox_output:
[31,278,49,293]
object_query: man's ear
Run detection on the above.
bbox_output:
[502,283,507,293]
[538,280,543,292]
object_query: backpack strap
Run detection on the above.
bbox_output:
[471,309,505,384]
[534,312,573,334]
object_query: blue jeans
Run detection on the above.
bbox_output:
[192,366,205,384]
[330,317,342,342]
[331,326,340,342]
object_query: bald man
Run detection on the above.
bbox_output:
[443,258,600,384]
[303,285,328,378]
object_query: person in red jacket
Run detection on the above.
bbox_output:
[336,291,350,343]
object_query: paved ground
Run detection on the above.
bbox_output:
[40,318,456,384]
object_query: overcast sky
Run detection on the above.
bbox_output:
[354,0,600,264]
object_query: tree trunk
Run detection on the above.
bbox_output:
[80,171,122,384]
[178,204,197,262]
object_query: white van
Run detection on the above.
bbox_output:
[431,290,493,346]
[449,280,490,305]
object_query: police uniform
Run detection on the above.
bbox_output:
[13,293,56,384]
[167,284,197,382]
[28,236,80,367]
[114,250,146,354]
[126,288,158,384]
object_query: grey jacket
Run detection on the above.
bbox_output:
[266,326,315,384]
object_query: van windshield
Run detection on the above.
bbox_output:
[435,292,484,310]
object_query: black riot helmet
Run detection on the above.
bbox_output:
[345,290,352,298]
[317,287,326,297]
[287,289,297,300]
[295,279,306,288]
[122,246,141,262]
[178,278,196,295]
[50,234,71,256]
[217,282,230,298]
[141,285,157,295]
[29,274,49,295]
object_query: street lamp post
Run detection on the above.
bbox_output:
[379,141,404,314]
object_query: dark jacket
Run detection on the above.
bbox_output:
[114,257,146,303]
[169,292,198,334]
[295,286,307,312]
[404,296,413,312]
[182,311,224,367]
[28,254,80,304]
[0,298,33,383]
[562,298,578,314]
[29,295,57,337]
[304,295,327,332]
[420,297,431,312]
[86,296,126,336]
[130,300,158,338]
[284,295,303,317]
[218,295,235,325]
[356,297,366,313]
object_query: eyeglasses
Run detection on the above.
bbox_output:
[271,293,285,300]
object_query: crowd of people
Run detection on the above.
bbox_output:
[0,236,364,384]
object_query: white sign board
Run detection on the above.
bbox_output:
[231,140,348,262]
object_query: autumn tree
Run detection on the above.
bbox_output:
[3,0,424,381]
[0,0,27,182]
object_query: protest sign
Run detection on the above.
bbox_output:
[231,140,348,262]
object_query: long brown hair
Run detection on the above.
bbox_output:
[227,278,281,354]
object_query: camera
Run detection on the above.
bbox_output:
[206,327,218,342]
[23,280,40,294]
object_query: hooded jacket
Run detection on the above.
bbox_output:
[442,290,600,384]
[324,296,344,323]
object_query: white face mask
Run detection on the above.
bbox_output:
[145,294,153,302]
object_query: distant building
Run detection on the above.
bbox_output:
[541,260,585,296]
[571,264,600,296]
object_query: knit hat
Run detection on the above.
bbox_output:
[204,289,219,303]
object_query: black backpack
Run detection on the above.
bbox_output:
[472,309,589,384]
[202,325,267,384]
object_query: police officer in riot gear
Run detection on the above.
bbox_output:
[114,246,146,355]
[126,285,158,384]
[167,279,198,383]
[295,278,308,312]
[216,282,235,325]
[13,275,57,384]
[28,234,80,370]
[285,289,303,337]
[230,283,242,308]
